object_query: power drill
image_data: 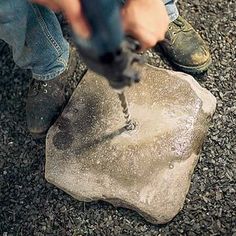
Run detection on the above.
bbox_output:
[74,0,143,130]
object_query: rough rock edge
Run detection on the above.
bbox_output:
[45,151,199,224]
[148,65,217,115]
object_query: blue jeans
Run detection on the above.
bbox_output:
[0,0,179,81]
[164,0,179,22]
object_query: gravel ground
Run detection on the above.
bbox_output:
[0,0,235,235]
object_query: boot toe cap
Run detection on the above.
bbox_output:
[26,109,59,138]
[188,45,211,67]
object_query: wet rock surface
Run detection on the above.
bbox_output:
[0,0,235,235]
[46,66,216,224]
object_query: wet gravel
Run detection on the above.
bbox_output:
[0,0,235,235]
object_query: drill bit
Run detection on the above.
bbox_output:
[118,92,136,131]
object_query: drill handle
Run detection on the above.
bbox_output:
[77,0,124,56]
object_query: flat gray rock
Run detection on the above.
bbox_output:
[46,64,216,224]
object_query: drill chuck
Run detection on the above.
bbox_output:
[76,39,143,90]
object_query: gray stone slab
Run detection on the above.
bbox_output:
[45,64,216,224]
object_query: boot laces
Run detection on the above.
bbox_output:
[169,18,185,35]
[32,80,48,94]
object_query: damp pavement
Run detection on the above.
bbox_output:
[0,0,235,235]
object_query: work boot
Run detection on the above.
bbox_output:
[159,16,212,74]
[26,47,78,138]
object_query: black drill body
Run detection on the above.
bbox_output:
[74,0,143,129]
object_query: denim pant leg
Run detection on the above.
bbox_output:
[0,0,69,81]
[163,0,179,22]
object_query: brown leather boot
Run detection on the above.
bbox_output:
[159,16,212,74]
[26,47,78,138]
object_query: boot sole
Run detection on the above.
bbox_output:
[173,56,212,74]
[157,44,212,74]
[31,132,47,139]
